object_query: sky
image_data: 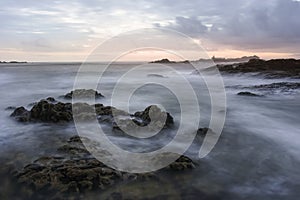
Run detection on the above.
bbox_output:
[0,0,299,61]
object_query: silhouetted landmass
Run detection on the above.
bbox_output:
[150,58,176,64]
[150,56,259,64]
[199,55,260,63]
[0,61,27,64]
[217,59,300,78]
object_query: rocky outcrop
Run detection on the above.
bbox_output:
[10,99,174,134]
[14,135,195,197]
[237,91,261,97]
[218,59,300,78]
[63,89,104,99]
[11,98,72,123]
[150,58,175,64]
[113,105,174,132]
[134,105,174,128]
[249,82,300,90]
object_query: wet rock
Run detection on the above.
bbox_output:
[237,91,261,97]
[64,89,104,99]
[113,105,174,133]
[10,99,174,132]
[46,97,56,103]
[166,155,195,171]
[218,59,300,78]
[250,82,300,90]
[10,107,30,122]
[30,100,73,122]
[134,105,174,128]
[14,136,196,196]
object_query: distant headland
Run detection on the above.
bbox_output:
[150,55,260,64]
[0,61,27,64]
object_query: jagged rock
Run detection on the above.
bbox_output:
[30,100,73,122]
[64,89,104,99]
[14,136,196,197]
[10,107,30,122]
[46,97,56,103]
[113,105,174,133]
[10,99,174,133]
[134,105,174,128]
[166,155,195,171]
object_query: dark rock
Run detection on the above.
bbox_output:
[46,97,56,102]
[134,105,174,128]
[30,100,73,123]
[64,89,104,99]
[237,91,261,97]
[10,99,174,133]
[14,136,196,196]
[239,82,300,95]
[10,107,30,122]
[218,59,300,78]
[250,82,300,90]
[150,59,175,64]
[166,155,195,171]
[113,105,174,133]
[5,106,16,111]
[197,127,210,136]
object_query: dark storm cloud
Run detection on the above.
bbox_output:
[158,0,300,52]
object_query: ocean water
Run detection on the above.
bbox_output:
[0,62,299,199]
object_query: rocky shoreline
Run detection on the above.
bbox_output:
[7,89,199,199]
[14,135,195,199]
[217,59,300,78]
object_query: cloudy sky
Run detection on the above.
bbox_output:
[0,0,299,61]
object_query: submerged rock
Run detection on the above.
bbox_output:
[237,91,261,97]
[64,89,104,99]
[147,74,167,78]
[250,82,300,90]
[5,106,16,111]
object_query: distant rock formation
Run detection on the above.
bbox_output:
[150,59,176,64]
[199,55,260,63]
[218,59,300,78]
[0,61,27,64]
[237,91,262,97]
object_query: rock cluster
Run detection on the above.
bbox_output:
[15,136,195,197]
[10,98,175,134]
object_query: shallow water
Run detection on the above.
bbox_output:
[0,63,299,199]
